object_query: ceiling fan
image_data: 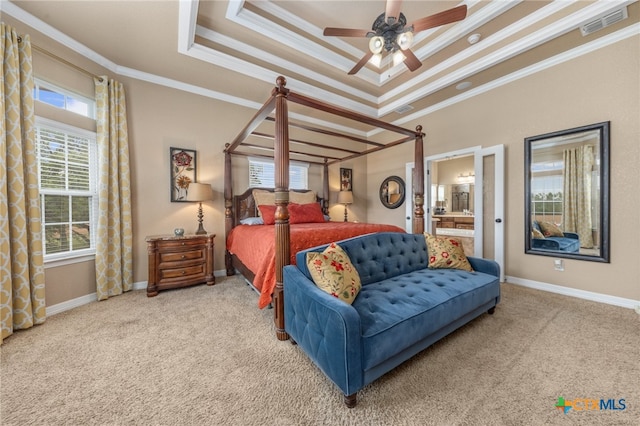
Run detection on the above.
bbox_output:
[323,0,467,75]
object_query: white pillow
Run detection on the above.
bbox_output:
[240,217,264,226]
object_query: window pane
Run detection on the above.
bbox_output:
[45,224,70,254]
[44,194,69,223]
[35,80,95,119]
[72,196,90,222]
[67,136,89,164]
[249,159,308,189]
[66,97,90,116]
[72,223,91,250]
[40,161,66,189]
[39,87,65,108]
[68,164,90,190]
[39,129,66,161]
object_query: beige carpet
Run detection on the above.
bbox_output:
[1,277,638,425]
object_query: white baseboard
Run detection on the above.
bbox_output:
[46,293,98,317]
[46,269,229,316]
[506,276,640,310]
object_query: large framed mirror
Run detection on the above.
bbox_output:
[380,176,405,209]
[525,122,610,262]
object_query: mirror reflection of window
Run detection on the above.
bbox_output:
[525,122,609,262]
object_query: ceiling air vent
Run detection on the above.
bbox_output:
[580,7,628,36]
[394,104,414,114]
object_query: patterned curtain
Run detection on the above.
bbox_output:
[94,77,133,300]
[563,145,594,248]
[0,23,46,343]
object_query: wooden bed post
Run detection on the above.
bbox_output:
[224,147,235,275]
[273,76,290,341]
[413,125,425,234]
[323,158,329,215]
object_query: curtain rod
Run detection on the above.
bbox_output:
[17,36,104,82]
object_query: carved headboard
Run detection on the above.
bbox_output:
[232,187,325,226]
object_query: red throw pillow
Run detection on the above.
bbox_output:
[289,202,325,224]
[257,205,276,225]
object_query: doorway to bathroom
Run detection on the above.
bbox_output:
[406,145,504,281]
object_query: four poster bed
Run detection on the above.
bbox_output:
[224,76,425,340]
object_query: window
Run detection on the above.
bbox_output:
[33,79,95,119]
[249,157,308,189]
[531,159,563,224]
[36,118,98,260]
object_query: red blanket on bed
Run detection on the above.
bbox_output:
[227,222,406,308]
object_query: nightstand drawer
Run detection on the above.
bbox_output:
[159,264,206,281]
[159,249,205,263]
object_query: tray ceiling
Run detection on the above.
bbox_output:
[4,0,639,133]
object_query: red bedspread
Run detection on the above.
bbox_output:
[227,222,405,308]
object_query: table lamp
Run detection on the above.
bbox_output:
[337,190,353,222]
[186,182,213,234]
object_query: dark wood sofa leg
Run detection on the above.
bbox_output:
[488,307,496,315]
[344,393,357,408]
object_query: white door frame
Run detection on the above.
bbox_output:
[406,144,505,281]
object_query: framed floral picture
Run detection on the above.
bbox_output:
[170,147,197,202]
[340,168,352,191]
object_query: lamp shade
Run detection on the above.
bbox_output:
[186,183,213,202]
[337,190,353,205]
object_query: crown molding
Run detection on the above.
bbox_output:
[0,0,118,73]
[378,0,637,116]
[195,26,378,105]
[4,0,637,140]
[375,22,640,135]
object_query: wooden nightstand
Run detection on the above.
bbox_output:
[146,234,215,297]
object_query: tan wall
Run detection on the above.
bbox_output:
[367,35,640,301]
[7,14,638,307]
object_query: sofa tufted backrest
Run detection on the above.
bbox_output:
[295,232,429,286]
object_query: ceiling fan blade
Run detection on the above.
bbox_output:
[402,48,422,72]
[411,5,468,33]
[348,51,374,75]
[323,27,371,37]
[385,0,403,23]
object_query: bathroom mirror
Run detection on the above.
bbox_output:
[525,122,610,262]
[380,176,405,209]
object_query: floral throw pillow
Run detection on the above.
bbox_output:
[306,243,361,304]
[424,233,474,272]
[538,221,564,237]
[532,228,545,239]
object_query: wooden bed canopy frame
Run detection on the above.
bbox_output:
[224,76,425,340]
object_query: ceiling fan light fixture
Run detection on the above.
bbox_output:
[396,31,414,50]
[369,36,384,54]
[392,50,405,66]
[369,53,383,68]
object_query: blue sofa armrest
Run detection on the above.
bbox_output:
[467,256,500,278]
[563,232,579,240]
[283,265,364,396]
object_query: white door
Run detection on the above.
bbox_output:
[406,144,505,281]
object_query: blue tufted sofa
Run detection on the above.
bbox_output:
[283,232,500,407]
[531,221,580,252]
